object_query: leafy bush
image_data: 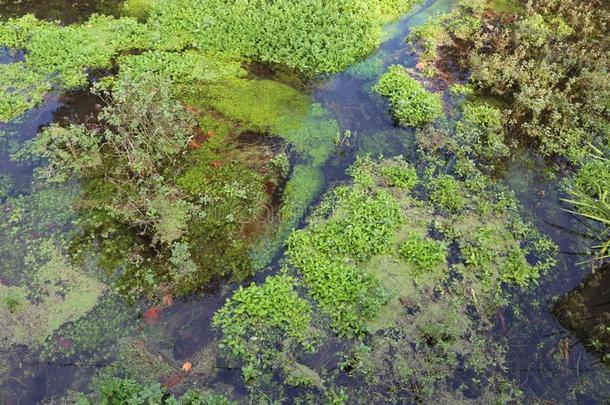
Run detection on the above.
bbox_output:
[374,65,443,128]
[212,275,316,380]
[399,232,447,274]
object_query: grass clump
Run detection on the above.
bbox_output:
[374,65,443,128]
[399,232,447,275]
[212,275,317,381]
[563,155,610,263]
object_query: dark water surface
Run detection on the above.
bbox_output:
[1,0,609,403]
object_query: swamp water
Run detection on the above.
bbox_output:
[0,0,609,403]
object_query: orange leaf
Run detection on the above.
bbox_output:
[163,294,174,307]
[143,306,163,325]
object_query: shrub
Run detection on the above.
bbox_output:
[374,65,443,128]
[150,0,418,74]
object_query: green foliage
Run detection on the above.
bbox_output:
[109,50,245,88]
[429,175,465,212]
[455,103,508,163]
[149,0,414,74]
[374,65,443,128]
[574,158,610,203]
[407,18,449,65]
[14,124,102,182]
[564,156,610,262]
[123,0,159,20]
[380,160,418,190]
[287,158,405,337]
[86,377,235,404]
[0,63,50,122]
[0,14,151,121]
[399,232,447,274]
[454,0,607,161]
[212,275,316,380]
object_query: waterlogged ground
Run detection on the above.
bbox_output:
[0,0,609,403]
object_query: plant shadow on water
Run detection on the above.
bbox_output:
[1,0,609,402]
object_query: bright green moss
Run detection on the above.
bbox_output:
[374,65,443,128]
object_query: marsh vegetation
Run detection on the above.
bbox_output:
[0,0,608,403]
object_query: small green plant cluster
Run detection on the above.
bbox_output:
[212,275,317,381]
[399,232,447,275]
[429,175,465,213]
[455,103,508,164]
[83,377,235,404]
[380,160,418,190]
[374,65,443,128]
[286,158,405,337]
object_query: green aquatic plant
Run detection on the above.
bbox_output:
[0,14,151,121]
[410,0,610,162]
[374,65,443,128]
[149,0,419,74]
[399,232,447,275]
[563,156,610,263]
[429,175,465,213]
[212,275,317,381]
[83,377,235,404]
[455,103,508,164]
